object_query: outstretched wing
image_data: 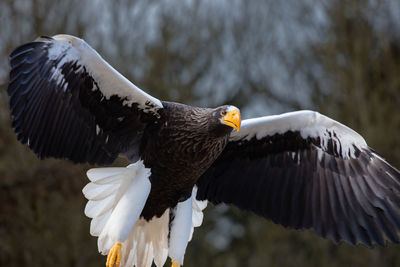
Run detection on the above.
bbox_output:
[7,35,163,165]
[197,110,400,247]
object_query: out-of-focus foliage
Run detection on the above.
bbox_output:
[0,0,400,266]
[309,0,400,165]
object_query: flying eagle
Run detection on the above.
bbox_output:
[7,35,400,267]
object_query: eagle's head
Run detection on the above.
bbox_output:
[209,105,241,137]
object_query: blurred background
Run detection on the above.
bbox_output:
[1,0,400,266]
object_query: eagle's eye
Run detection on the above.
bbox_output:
[220,110,227,116]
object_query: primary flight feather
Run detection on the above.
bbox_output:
[7,35,400,267]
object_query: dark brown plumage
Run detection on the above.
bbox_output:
[140,102,233,219]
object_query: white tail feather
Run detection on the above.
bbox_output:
[121,211,169,267]
[135,230,153,267]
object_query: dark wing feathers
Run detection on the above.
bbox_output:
[197,112,400,247]
[7,36,162,165]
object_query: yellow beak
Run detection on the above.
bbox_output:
[221,109,241,131]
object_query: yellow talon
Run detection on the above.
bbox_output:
[106,242,122,267]
[172,262,180,267]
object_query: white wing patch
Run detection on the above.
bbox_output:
[231,110,368,158]
[47,34,163,113]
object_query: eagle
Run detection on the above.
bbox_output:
[7,35,400,267]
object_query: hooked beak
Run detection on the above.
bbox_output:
[221,109,241,131]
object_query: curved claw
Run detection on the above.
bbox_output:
[106,242,122,267]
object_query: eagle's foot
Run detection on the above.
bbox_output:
[172,262,180,267]
[106,242,122,267]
